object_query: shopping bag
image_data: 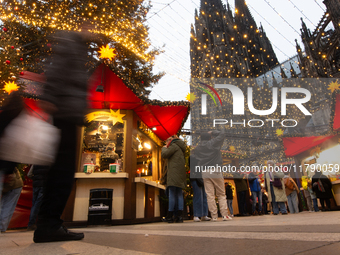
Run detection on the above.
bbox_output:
[0,110,60,165]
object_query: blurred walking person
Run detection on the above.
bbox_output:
[33,25,92,243]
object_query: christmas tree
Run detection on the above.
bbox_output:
[0,23,25,106]
[0,0,163,101]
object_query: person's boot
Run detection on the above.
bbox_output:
[175,210,183,223]
[162,211,174,223]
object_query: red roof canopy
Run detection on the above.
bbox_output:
[20,65,189,141]
[88,64,189,141]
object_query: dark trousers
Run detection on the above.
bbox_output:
[238,191,247,215]
[319,198,331,210]
[28,186,44,227]
[37,119,77,230]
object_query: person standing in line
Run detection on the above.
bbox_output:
[264,160,288,215]
[307,180,319,212]
[283,173,300,214]
[189,151,211,222]
[27,165,49,231]
[312,169,333,211]
[0,167,23,232]
[194,129,232,222]
[33,25,92,243]
[248,171,262,215]
[233,171,249,216]
[161,135,187,223]
[261,187,269,214]
[225,182,234,217]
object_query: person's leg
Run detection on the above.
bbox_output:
[278,202,287,214]
[0,187,22,232]
[227,199,233,215]
[204,178,218,219]
[168,186,177,212]
[270,184,279,214]
[287,194,294,213]
[239,191,247,215]
[312,198,319,212]
[251,192,256,214]
[36,120,77,231]
[257,192,262,213]
[292,191,299,213]
[325,199,331,210]
[28,187,44,227]
[202,186,209,217]
[212,178,228,217]
[176,187,184,211]
[319,198,325,210]
[191,180,203,217]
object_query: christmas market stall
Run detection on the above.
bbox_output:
[9,65,189,227]
[282,93,340,208]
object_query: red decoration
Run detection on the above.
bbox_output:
[3,27,7,32]
[5,60,10,64]
[11,46,14,49]
[47,43,52,48]
[20,71,24,75]
[20,58,23,61]
[141,81,144,84]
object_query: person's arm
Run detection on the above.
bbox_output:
[292,178,300,192]
[161,144,177,159]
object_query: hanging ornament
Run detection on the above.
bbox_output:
[3,81,19,94]
[98,45,116,60]
[5,60,10,64]
[11,76,17,80]
[327,81,340,93]
[20,58,24,61]
[47,43,52,48]
[276,129,284,136]
[185,92,197,102]
[20,71,24,75]
[11,46,14,49]
[3,27,7,32]
[141,81,144,84]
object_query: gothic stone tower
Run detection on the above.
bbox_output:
[297,0,340,78]
[190,0,279,79]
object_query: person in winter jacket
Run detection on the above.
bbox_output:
[264,160,288,215]
[283,173,300,214]
[248,172,262,215]
[161,135,187,223]
[194,129,232,222]
[312,169,333,211]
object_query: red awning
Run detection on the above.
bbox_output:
[88,64,189,141]
[282,135,336,157]
[20,66,189,141]
[333,94,340,131]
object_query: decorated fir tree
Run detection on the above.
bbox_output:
[0,0,163,100]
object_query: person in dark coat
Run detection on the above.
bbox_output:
[312,170,333,211]
[225,182,234,217]
[233,171,249,216]
[161,135,186,223]
[33,26,92,243]
[27,165,49,231]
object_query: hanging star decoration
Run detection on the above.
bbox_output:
[98,44,116,60]
[3,81,19,94]
[229,146,235,152]
[109,109,125,125]
[185,92,197,102]
[327,80,340,93]
[276,128,284,136]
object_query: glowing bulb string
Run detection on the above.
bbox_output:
[287,0,315,27]
[261,0,300,35]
